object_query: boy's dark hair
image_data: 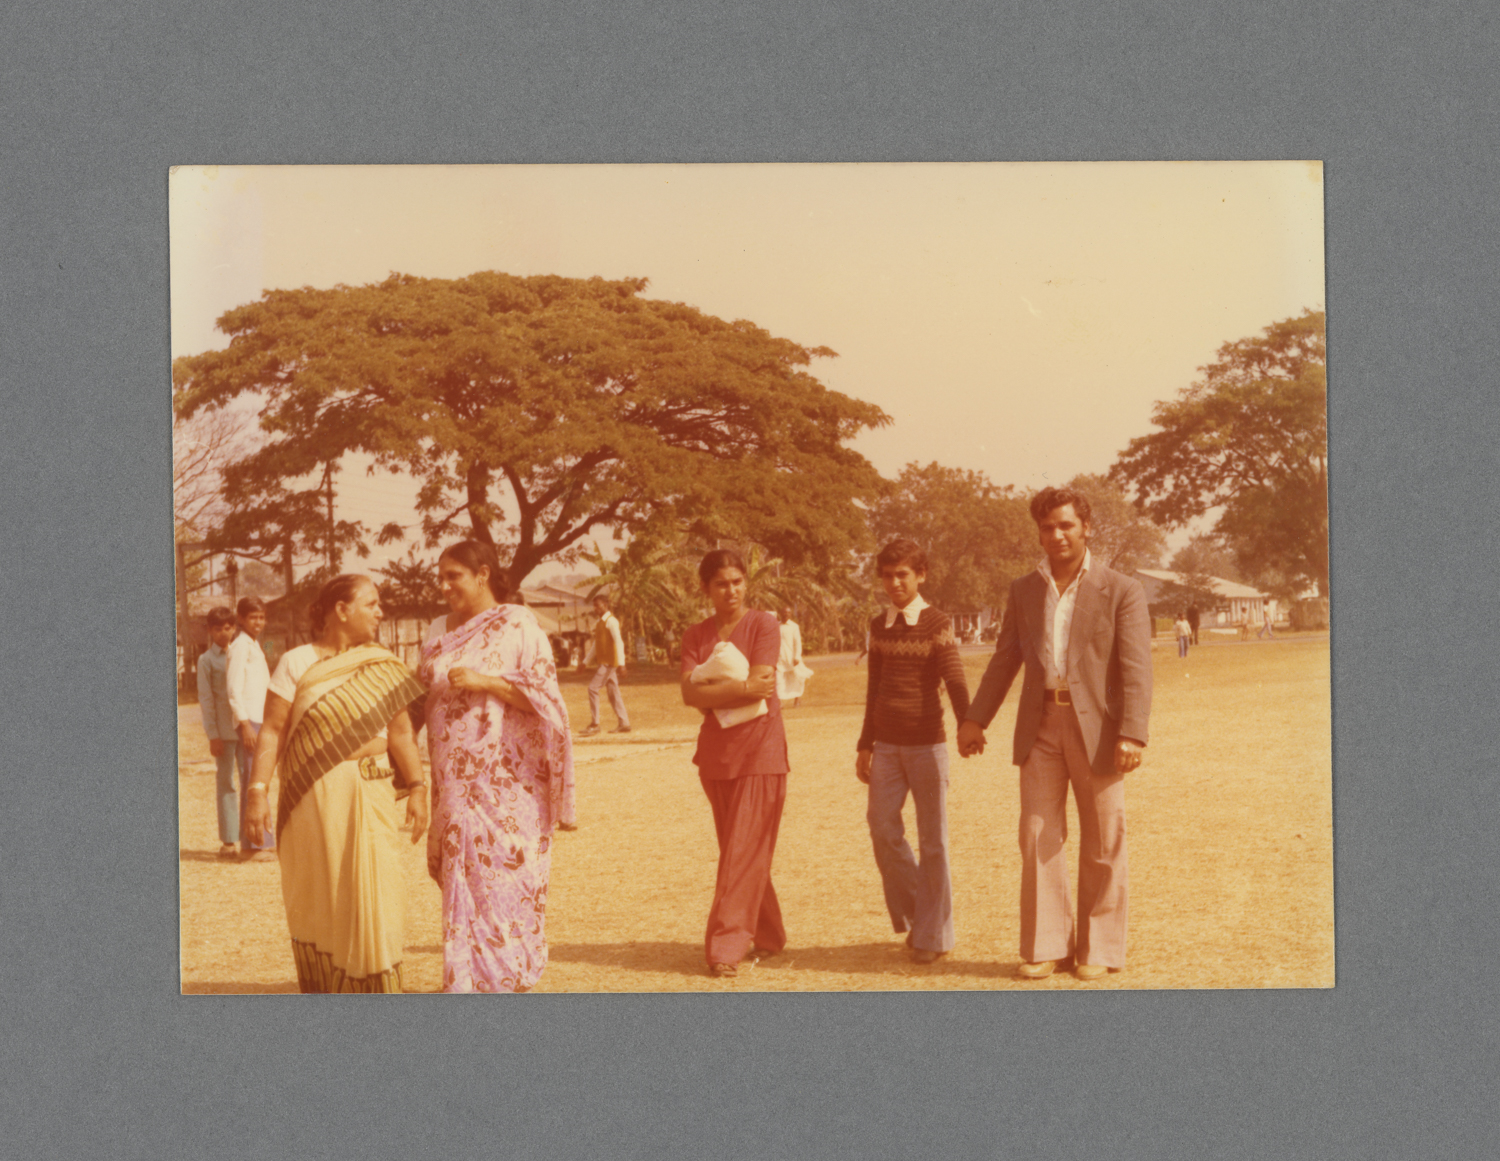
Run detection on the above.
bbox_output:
[236,596,267,619]
[1029,485,1092,526]
[206,606,236,629]
[875,538,928,574]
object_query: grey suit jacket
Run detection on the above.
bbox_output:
[966,562,1153,779]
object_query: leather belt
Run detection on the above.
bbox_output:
[1043,688,1073,705]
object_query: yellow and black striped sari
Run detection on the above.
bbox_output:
[276,645,425,994]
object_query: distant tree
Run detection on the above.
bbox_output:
[1169,532,1242,583]
[374,548,445,618]
[583,530,701,653]
[173,271,890,586]
[1111,309,1328,596]
[872,462,1034,615]
[1064,473,1167,573]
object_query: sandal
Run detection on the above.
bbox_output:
[709,962,737,978]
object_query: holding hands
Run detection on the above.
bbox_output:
[957,719,986,758]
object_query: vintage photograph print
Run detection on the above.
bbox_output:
[172,162,1329,993]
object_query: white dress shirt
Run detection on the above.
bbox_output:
[1038,549,1092,690]
[226,632,271,725]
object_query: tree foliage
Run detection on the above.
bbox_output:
[871,462,1034,614]
[1110,309,1328,596]
[173,271,890,585]
[1065,473,1166,574]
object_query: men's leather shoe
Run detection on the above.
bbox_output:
[1075,963,1111,981]
[1017,960,1056,979]
[579,725,601,737]
[612,725,632,734]
[910,947,946,965]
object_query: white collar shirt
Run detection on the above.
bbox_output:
[1038,549,1092,690]
[884,592,929,629]
[226,631,271,725]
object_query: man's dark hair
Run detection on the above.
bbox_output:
[236,596,267,619]
[875,538,928,574]
[206,606,236,629]
[1030,485,1092,526]
[592,593,611,610]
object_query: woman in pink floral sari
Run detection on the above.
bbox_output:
[418,540,574,993]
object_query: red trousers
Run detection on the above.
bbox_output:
[699,772,787,966]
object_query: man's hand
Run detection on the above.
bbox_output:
[237,721,257,751]
[957,720,986,758]
[209,738,224,758]
[1115,738,1144,774]
[855,750,873,784]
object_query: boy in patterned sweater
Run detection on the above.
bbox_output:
[856,538,972,964]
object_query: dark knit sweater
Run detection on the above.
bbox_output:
[857,605,971,750]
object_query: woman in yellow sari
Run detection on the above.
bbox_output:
[244,575,429,993]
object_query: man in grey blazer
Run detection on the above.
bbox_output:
[958,485,1154,981]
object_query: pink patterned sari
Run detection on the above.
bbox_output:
[418,605,574,993]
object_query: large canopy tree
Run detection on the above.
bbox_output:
[1110,309,1328,597]
[173,271,890,584]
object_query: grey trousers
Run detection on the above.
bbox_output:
[1018,702,1128,968]
[587,665,630,728]
[867,741,954,953]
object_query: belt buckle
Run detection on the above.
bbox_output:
[1050,688,1072,706]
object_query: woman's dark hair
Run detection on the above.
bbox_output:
[439,540,511,602]
[236,596,268,619]
[697,548,747,587]
[309,574,373,634]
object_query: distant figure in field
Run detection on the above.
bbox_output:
[775,607,811,707]
[681,549,789,978]
[581,594,631,736]
[1175,612,1192,659]
[1187,603,1201,646]
[1239,610,1254,641]
[227,596,276,860]
[1258,607,1276,640]
[197,606,242,860]
[958,485,1153,982]
[854,628,871,665]
[856,538,971,965]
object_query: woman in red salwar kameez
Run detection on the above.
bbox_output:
[680,549,790,978]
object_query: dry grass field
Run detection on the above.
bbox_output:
[179,631,1333,993]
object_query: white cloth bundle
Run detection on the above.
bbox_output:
[690,640,769,729]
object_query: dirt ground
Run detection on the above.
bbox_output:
[179,632,1333,993]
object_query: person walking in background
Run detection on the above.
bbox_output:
[1187,603,1201,646]
[775,606,812,707]
[856,539,971,965]
[958,485,1153,982]
[420,540,574,992]
[1175,612,1192,659]
[1258,606,1276,639]
[681,549,789,978]
[581,594,631,736]
[197,607,242,860]
[226,596,276,860]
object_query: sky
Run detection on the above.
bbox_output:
[170,162,1324,580]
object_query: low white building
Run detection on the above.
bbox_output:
[1132,569,1275,629]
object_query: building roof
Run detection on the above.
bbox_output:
[1133,568,1268,600]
